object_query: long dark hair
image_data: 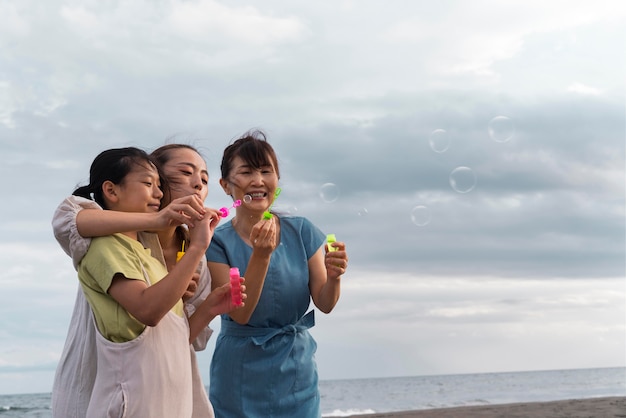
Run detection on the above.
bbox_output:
[73,147,159,209]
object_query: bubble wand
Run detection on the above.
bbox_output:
[218,199,242,218]
[262,188,282,220]
[326,233,339,252]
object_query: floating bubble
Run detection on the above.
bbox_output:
[357,208,369,216]
[243,194,252,203]
[429,129,450,153]
[488,116,515,143]
[319,183,340,203]
[449,166,477,193]
[411,205,431,226]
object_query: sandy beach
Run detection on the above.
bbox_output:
[350,397,626,418]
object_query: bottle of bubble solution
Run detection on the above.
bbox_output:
[229,267,243,306]
[326,234,338,252]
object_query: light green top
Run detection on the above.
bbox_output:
[78,233,184,342]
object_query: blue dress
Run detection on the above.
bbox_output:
[206,215,325,418]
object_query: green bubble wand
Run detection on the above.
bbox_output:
[263,187,282,220]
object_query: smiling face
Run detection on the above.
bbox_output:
[221,155,279,213]
[108,162,163,214]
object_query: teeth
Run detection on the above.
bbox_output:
[250,193,265,198]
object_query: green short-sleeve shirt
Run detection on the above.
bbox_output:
[78,233,184,342]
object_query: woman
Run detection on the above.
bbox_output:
[206,130,349,417]
[51,144,236,417]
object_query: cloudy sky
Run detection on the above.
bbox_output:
[1,0,624,396]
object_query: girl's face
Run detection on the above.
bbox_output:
[161,148,209,203]
[223,155,279,213]
[115,163,163,213]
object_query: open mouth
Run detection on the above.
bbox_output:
[248,192,267,199]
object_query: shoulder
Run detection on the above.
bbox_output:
[215,220,234,233]
[280,215,318,233]
[88,234,140,253]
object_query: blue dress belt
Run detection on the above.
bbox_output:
[220,310,315,346]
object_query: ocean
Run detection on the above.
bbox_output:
[0,367,624,417]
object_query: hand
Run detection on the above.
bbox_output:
[187,210,213,250]
[206,280,247,317]
[249,217,278,255]
[182,271,200,302]
[156,195,206,228]
[325,240,348,280]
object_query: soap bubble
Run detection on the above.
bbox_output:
[411,205,431,226]
[243,194,252,203]
[319,183,340,203]
[429,129,450,153]
[488,116,515,143]
[357,208,369,216]
[449,166,477,193]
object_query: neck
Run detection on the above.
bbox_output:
[232,210,264,238]
[121,231,138,240]
[157,226,180,252]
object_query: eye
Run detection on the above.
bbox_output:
[143,182,153,187]
[181,170,192,176]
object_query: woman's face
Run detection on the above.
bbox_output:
[161,148,209,203]
[224,154,279,213]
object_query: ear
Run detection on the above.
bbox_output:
[102,180,120,205]
[219,178,231,196]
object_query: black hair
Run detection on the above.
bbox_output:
[73,147,159,209]
[221,130,280,180]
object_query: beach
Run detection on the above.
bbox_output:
[350,397,626,417]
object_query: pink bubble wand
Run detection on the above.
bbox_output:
[218,199,242,218]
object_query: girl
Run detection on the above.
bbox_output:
[55,147,242,417]
[206,130,349,417]
[52,144,231,417]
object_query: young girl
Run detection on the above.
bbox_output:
[61,147,242,416]
[52,144,230,417]
[206,130,349,417]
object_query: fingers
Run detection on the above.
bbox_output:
[250,218,277,247]
[326,247,348,277]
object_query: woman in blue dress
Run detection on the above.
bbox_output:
[206,130,349,417]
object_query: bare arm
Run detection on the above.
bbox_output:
[187,280,246,343]
[108,210,219,326]
[109,244,207,326]
[208,217,276,324]
[309,240,348,314]
[77,195,207,237]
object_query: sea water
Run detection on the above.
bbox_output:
[0,367,624,417]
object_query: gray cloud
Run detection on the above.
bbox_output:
[0,0,624,394]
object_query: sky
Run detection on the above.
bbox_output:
[0,0,624,396]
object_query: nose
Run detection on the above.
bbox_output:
[192,173,204,191]
[251,170,264,184]
[154,184,164,199]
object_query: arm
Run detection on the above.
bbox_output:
[77,194,207,236]
[208,217,276,324]
[109,210,218,326]
[52,196,102,269]
[309,240,348,314]
[184,259,214,350]
[187,279,246,344]
[52,195,206,268]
